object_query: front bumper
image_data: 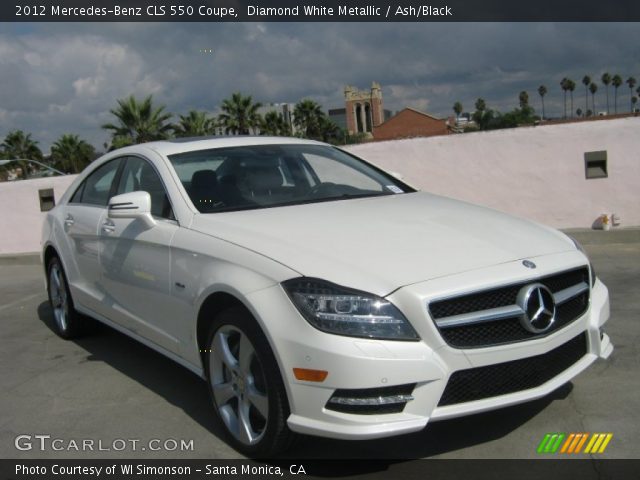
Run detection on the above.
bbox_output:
[245,253,612,440]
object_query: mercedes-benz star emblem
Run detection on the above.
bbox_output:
[517,283,556,333]
[522,260,537,269]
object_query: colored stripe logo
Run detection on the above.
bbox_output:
[537,433,613,454]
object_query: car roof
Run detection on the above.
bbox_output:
[121,136,329,157]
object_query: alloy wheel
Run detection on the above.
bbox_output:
[209,325,270,446]
[49,263,69,332]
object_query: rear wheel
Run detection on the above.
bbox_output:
[205,306,294,456]
[46,256,84,339]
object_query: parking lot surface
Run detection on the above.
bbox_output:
[1,237,638,459]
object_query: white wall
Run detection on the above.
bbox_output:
[346,117,640,229]
[0,175,77,255]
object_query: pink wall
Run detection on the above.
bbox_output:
[0,175,77,255]
[0,118,638,256]
[346,117,640,229]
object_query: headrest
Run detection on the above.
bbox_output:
[191,170,218,190]
[249,166,283,190]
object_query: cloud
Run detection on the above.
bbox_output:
[0,22,639,151]
[0,29,162,149]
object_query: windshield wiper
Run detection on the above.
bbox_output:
[311,192,393,203]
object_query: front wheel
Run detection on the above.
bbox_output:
[205,306,294,456]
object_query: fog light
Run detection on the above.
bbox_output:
[328,394,414,406]
[326,384,416,414]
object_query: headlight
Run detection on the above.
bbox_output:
[282,278,419,341]
[570,236,597,287]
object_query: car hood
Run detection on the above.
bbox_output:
[189,192,575,296]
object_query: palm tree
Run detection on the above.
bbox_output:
[582,75,591,114]
[218,92,262,135]
[260,111,291,136]
[452,101,463,124]
[472,98,488,128]
[1,130,42,160]
[317,116,341,143]
[0,130,43,179]
[538,85,547,120]
[293,99,325,139]
[102,95,173,148]
[626,77,637,112]
[612,74,623,114]
[174,110,216,137]
[589,82,598,113]
[567,79,576,118]
[560,78,569,118]
[50,134,95,173]
[518,91,529,109]
[601,73,611,114]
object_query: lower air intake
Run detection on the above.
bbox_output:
[438,333,588,407]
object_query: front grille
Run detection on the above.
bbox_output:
[429,267,590,348]
[430,284,522,320]
[440,292,588,347]
[437,333,588,407]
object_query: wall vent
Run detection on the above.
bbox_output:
[584,151,608,179]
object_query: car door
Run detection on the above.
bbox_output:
[98,155,181,354]
[61,158,122,314]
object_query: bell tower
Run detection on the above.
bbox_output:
[344,82,384,136]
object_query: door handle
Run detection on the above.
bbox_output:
[64,214,74,227]
[101,219,116,234]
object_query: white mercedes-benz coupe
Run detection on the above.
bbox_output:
[42,137,613,456]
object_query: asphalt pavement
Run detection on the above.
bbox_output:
[1,232,638,460]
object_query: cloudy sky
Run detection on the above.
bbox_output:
[1,22,639,151]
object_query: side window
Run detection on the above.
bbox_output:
[76,159,121,206]
[115,156,139,194]
[69,182,85,204]
[116,157,174,220]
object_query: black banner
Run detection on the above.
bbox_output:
[4,0,640,22]
[2,460,640,480]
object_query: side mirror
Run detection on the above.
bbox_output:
[108,191,156,228]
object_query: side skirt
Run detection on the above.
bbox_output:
[74,304,205,379]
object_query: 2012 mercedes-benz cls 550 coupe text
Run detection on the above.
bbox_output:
[42,137,613,455]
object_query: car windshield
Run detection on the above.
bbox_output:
[167,144,414,213]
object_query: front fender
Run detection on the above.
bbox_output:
[170,227,300,368]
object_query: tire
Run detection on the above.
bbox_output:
[205,306,295,457]
[46,256,84,339]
